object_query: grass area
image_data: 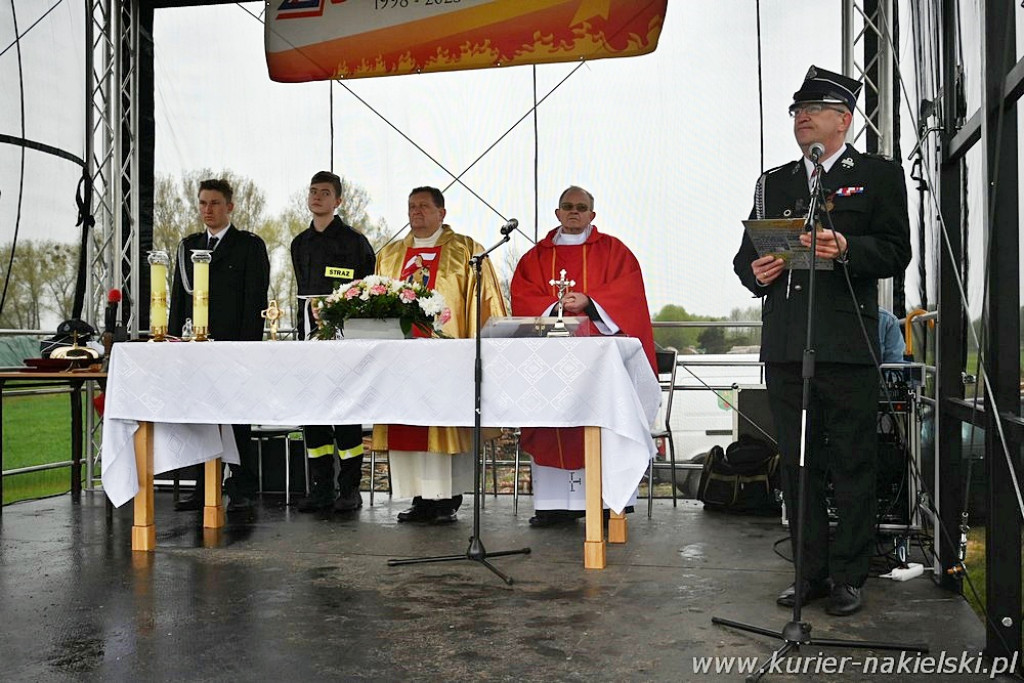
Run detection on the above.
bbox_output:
[2,392,80,505]
[963,526,987,618]
[962,526,1024,656]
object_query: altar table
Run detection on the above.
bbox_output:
[101,338,660,568]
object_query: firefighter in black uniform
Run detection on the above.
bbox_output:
[291,171,376,512]
[733,67,911,616]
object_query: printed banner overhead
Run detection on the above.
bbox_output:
[265,0,668,82]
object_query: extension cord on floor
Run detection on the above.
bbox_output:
[881,562,924,582]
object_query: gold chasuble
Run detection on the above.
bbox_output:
[372,225,507,454]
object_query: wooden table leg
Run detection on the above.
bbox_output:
[583,426,606,569]
[203,458,225,528]
[608,509,627,544]
[131,421,156,551]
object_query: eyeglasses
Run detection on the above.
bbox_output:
[559,203,591,212]
[788,103,848,118]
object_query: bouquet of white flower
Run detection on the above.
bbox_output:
[315,275,452,340]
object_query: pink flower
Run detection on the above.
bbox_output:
[344,287,360,300]
[369,284,388,296]
[399,288,417,303]
[439,308,452,325]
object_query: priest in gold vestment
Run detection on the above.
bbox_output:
[373,186,507,524]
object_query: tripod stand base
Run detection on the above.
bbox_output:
[712,615,928,682]
[388,536,531,585]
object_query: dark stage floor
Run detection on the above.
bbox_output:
[0,491,1007,682]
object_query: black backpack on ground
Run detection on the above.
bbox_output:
[697,434,781,516]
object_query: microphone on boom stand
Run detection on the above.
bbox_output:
[387,217,531,584]
[809,142,825,163]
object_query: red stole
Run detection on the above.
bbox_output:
[388,246,442,449]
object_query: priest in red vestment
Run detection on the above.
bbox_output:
[510,185,657,527]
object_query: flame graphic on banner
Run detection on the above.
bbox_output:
[266,0,667,82]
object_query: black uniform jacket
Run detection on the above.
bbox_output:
[289,216,375,340]
[733,144,912,365]
[168,226,271,341]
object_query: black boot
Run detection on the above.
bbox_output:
[334,454,363,512]
[297,456,335,512]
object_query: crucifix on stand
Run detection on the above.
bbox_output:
[547,269,575,338]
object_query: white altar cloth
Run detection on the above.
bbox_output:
[101,337,660,510]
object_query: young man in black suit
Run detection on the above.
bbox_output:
[733,67,911,616]
[169,178,271,512]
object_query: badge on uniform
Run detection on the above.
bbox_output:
[834,186,864,197]
[841,157,854,169]
[325,266,354,279]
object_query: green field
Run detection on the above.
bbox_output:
[1,392,81,505]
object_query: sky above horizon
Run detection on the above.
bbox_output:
[149,1,842,320]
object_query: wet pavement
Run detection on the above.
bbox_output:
[0,492,1003,682]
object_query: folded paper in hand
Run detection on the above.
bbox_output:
[743,218,833,271]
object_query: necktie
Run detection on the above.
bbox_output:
[208,236,219,251]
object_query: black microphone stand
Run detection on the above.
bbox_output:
[712,153,927,681]
[388,229,531,584]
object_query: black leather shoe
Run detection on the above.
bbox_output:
[333,489,363,513]
[397,505,435,523]
[432,510,458,524]
[529,510,582,527]
[174,495,203,511]
[776,579,831,608]
[825,584,863,616]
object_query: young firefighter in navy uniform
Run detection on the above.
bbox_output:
[733,67,911,616]
[169,178,271,512]
[290,171,376,512]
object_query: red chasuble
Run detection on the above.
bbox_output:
[510,225,657,470]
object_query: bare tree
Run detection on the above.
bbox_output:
[267,177,392,330]
[363,216,391,253]
[0,241,49,329]
[726,305,763,347]
[40,241,78,320]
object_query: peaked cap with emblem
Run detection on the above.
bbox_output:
[792,65,862,112]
